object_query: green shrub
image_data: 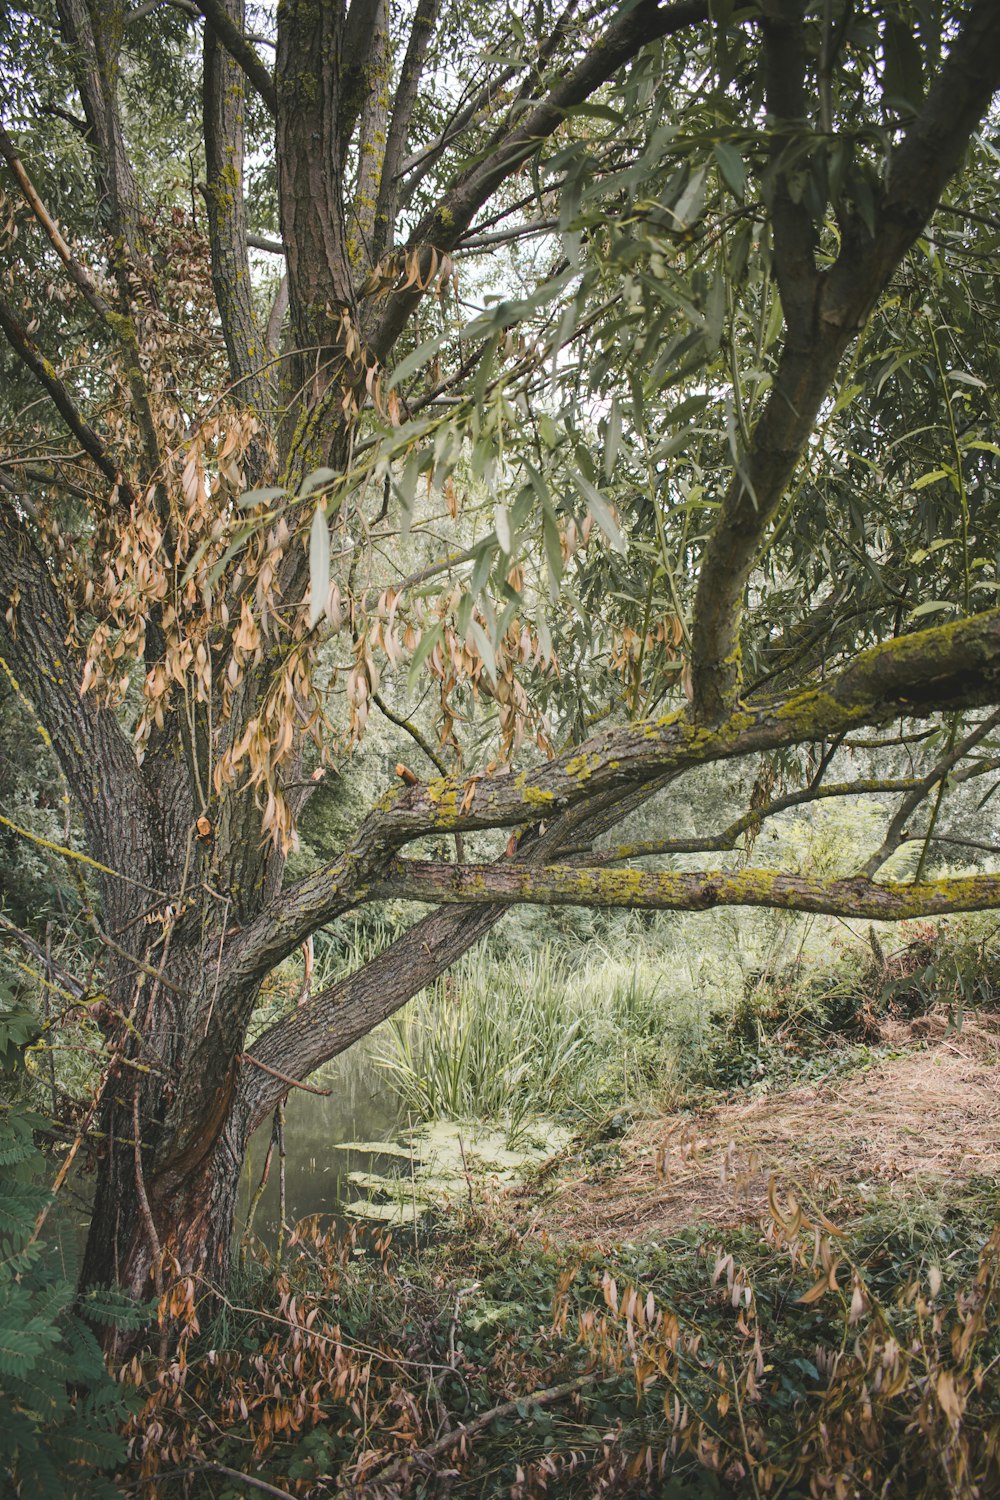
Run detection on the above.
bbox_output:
[0,1021,144,1498]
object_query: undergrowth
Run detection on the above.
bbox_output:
[120,1174,1000,1497]
[0,1017,144,1498]
[702,917,1000,1096]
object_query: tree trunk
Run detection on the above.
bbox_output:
[81,1099,248,1317]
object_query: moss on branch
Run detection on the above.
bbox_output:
[382,861,1000,921]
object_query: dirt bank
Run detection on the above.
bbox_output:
[516,1014,1000,1246]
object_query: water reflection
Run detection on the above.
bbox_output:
[237,1045,405,1242]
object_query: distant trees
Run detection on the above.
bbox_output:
[3,0,1000,1314]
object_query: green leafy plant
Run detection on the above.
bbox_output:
[0,1090,143,1498]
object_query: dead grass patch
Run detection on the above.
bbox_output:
[517,1015,1000,1247]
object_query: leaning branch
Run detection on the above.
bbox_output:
[371,0,442,262]
[0,295,135,503]
[0,122,113,324]
[861,712,1000,877]
[193,0,277,116]
[202,0,270,425]
[689,0,1000,724]
[379,859,1000,921]
[0,122,161,479]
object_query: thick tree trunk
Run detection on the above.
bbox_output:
[81,1099,247,1315]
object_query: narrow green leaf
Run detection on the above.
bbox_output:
[909,600,954,619]
[713,141,745,199]
[299,467,338,497]
[912,467,954,491]
[671,165,708,230]
[387,331,445,391]
[407,622,443,689]
[469,619,497,684]
[573,469,625,553]
[603,400,622,481]
[237,485,286,509]
[542,509,563,597]
[495,504,511,554]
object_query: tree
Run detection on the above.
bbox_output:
[3,0,1000,1316]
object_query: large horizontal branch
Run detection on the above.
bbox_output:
[379,860,1000,921]
[229,606,1000,984]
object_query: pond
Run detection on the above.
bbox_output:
[237,1045,406,1242]
[52,1043,570,1261]
[238,1045,574,1243]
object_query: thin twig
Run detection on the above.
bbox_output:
[349,1373,596,1492]
[132,1082,164,1300]
[185,1463,297,1500]
[239,1052,332,1095]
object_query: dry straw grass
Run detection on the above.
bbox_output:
[525,1016,1000,1245]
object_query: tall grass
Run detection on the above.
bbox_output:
[374,932,719,1131]
[370,904,1000,1131]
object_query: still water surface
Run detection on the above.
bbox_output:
[237,1048,407,1240]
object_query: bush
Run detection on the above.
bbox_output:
[0,1014,144,1498]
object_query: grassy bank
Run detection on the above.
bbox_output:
[369,909,1000,1132]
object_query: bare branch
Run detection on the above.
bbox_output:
[371,690,449,778]
[586,777,926,862]
[264,273,288,354]
[0,123,113,324]
[0,295,136,503]
[371,0,442,262]
[202,0,271,430]
[861,714,1000,877]
[0,121,161,478]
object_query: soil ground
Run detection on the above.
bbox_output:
[509,1014,1000,1247]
